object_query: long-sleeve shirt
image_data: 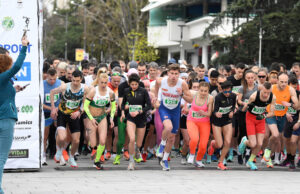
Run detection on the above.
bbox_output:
[212,92,236,118]
[121,86,151,118]
[0,46,27,120]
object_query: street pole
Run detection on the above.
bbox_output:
[65,14,68,60]
[178,24,186,60]
[84,7,87,52]
[258,17,262,68]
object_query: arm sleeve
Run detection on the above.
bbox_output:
[142,90,152,113]
[0,46,27,82]
[110,101,116,119]
[83,99,93,120]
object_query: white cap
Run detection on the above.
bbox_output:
[180,64,187,69]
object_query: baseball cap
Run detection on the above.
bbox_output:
[168,58,176,64]
[127,68,139,76]
[180,64,187,69]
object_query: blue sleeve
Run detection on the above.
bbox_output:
[0,46,27,82]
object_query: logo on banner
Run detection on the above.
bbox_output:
[13,135,31,141]
[8,149,29,158]
[15,120,33,125]
[2,16,14,31]
[15,62,31,81]
[21,105,33,114]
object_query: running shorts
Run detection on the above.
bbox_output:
[246,112,265,136]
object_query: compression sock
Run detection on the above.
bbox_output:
[163,152,170,161]
[95,144,105,162]
[248,154,256,162]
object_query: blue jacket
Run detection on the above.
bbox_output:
[0,46,27,120]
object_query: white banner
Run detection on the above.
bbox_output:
[0,0,41,169]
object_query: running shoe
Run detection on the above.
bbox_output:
[181,157,187,165]
[147,152,154,160]
[142,153,147,162]
[100,155,105,163]
[206,155,211,164]
[246,161,258,170]
[82,144,89,156]
[211,154,218,162]
[69,157,78,168]
[274,159,280,166]
[227,154,233,163]
[60,155,66,166]
[223,159,227,166]
[123,150,130,161]
[156,144,165,158]
[134,156,143,163]
[195,160,205,168]
[74,151,80,157]
[261,158,266,164]
[113,155,121,165]
[128,161,135,170]
[297,158,300,167]
[266,160,273,168]
[289,162,296,170]
[105,151,111,160]
[263,149,271,162]
[187,155,194,164]
[280,158,290,167]
[238,136,247,155]
[160,160,170,171]
[238,154,243,165]
[62,150,69,161]
[217,162,228,170]
[41,155,47,166]
[94,161,103,170]
[91,149,97,160]
[54,150,62,163]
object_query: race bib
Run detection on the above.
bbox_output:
[287,107,297,114]
[218,106,232,114]
[45,94,59,103]
[275,103,285,111]
[244,99,249,103]
[129,105,142,113]
[232,86,240,93]
[192,111,205,119]
[66,100,81,109]
[164,98,179,106]
[94,97,109,107]
[251,106,266,115]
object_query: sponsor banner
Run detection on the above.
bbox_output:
[1,0,41,169]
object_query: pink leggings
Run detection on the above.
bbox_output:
[154,110,164,145]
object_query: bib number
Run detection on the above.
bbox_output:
[66,100,80,109]
[232,86,240,93]
[275,103,285,111]
[287,107,297,114]
[164,98,178,105]
[95,98,109,107]
[192,111,205,119]
[45,94,59,103]
[218,106,232,114]
[129,105,142,113]
[251,106,266,115]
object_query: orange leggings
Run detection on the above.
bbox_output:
[187,120,211,161]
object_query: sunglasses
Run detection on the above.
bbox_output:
[258,75,266,78]
[218,82,225,85]
[111,72,120,76]
[223,90,232,94]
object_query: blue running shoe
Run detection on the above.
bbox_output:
[211,154,218,162]
[206,155,211,164]
[156,144,165,158]
[160,160,170,171]
[147,152,154,160]
[238,136,248,155]
[246,161,258,170]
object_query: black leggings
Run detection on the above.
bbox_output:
[237,110,247,143]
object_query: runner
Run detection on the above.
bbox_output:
[281,76,300,169]
[186,82,213,167]
[155,64,192,171]
[83,70,116,169]
[120,73,151,170]
[50,69,89,168]
[209,80,236,170]
[42,68,62,165]
[238,82,275,170]
[263,73,298,167]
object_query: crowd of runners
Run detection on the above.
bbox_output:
[42,58,300,171]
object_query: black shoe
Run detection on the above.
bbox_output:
[297,159,300,168]
[289,162,295,169]
[280,158,290,167]
[238,154,243,165]
[94,161,103,170]
[82,145,89,156]
[244,154,250,163]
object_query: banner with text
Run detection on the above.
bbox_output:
[0,0,41,169]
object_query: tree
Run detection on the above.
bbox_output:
[204,0,300,68]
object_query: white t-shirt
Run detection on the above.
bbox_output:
[84,75,94,87]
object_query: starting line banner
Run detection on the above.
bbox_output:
[0,0,42,169]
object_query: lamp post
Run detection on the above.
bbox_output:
[71,0,87,52]
[255,9,264,68]
[178,24,186,60]
[53,10,68,60]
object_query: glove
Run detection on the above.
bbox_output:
[256,114,265,120]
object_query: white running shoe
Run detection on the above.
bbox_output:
[128,161,135,170]
[75,152,80,157]
[181,157,187,165]
[261,158,266,164]
[41,155,47,166]
[60,155,66,166]
[195,160,205,168]
[187,155,195,164]
[274,159,280,165]
[68,156,78,168]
